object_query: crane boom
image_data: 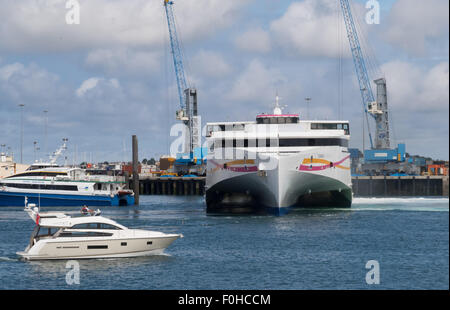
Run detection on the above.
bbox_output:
[339,0,375,149]
[340,0,392,150]
[163,0,200,159]
[164,0,188,112]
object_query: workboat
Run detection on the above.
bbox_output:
[0,141,134,207]
[205,96,352,215]
[17,202,183,260]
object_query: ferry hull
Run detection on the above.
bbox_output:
[206,149,352,215]
[0,191,134,207]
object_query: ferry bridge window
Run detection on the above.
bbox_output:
[285,117,297,123]
[256,118,270,124]
[257,116,299,124]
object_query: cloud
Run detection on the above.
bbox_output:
[269,0,353,58]
[0,62,62,102]
[234,28,271,53]
[227,59,287,104]
[376,61,449,157]
[380,61,449,112]
[189,50,232,79]
[0,0,251,52]
[76,77,100,97]
[383,0,449,56]
[85,48,161,76]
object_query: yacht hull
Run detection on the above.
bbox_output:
[16,235,180,260]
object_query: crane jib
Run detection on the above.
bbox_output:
[164,1,188,110]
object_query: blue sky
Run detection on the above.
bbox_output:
[0,0,448,164]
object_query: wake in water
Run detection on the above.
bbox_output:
[352,197,449,212]
[0,256,17,262]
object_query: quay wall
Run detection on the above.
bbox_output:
[352,176,448,197]
[131,176,449,197]
[132,177,206,196]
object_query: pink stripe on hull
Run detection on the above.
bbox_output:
[299,155,350,171]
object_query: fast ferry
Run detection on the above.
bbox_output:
[205,96,352,215]
[0,166,134,207]
[0,140,134,207]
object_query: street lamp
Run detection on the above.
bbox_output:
[33,141,39,162]
[304,97,311,120]
[43,110,48,158]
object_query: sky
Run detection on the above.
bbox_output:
[0,0,448,164]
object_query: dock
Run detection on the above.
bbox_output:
[131,175,449,197]
[352,175,449,197]
[133,176,206,196]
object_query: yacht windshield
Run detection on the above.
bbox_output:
[70,223,122,230]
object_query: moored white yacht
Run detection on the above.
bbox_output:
[17,203,183,260]
[205,96,352,215]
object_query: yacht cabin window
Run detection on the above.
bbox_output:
[70,223,122,230]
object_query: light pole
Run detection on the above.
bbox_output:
[18,104,25,163]
[33,141,40,162]
[305,97,311,119]
[43,110,48,158]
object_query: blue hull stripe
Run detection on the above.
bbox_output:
[0,191,134,207]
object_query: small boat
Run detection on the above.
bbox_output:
[17,200,183,260]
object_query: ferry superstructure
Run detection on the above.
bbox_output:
[205,99,352,215]
[0,166,134,207]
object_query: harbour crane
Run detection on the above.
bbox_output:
[339,0,390,150]
[163,0,200,164]
[340,0,408,171]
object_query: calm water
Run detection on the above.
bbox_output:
[0,196,448,290]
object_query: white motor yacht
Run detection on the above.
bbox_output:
[17,203,183,260]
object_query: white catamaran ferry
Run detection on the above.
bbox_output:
[0,141,134,207]
[205,97,352,215]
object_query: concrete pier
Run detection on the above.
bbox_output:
[130,176,449,197]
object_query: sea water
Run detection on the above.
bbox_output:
[0,196,448,289]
